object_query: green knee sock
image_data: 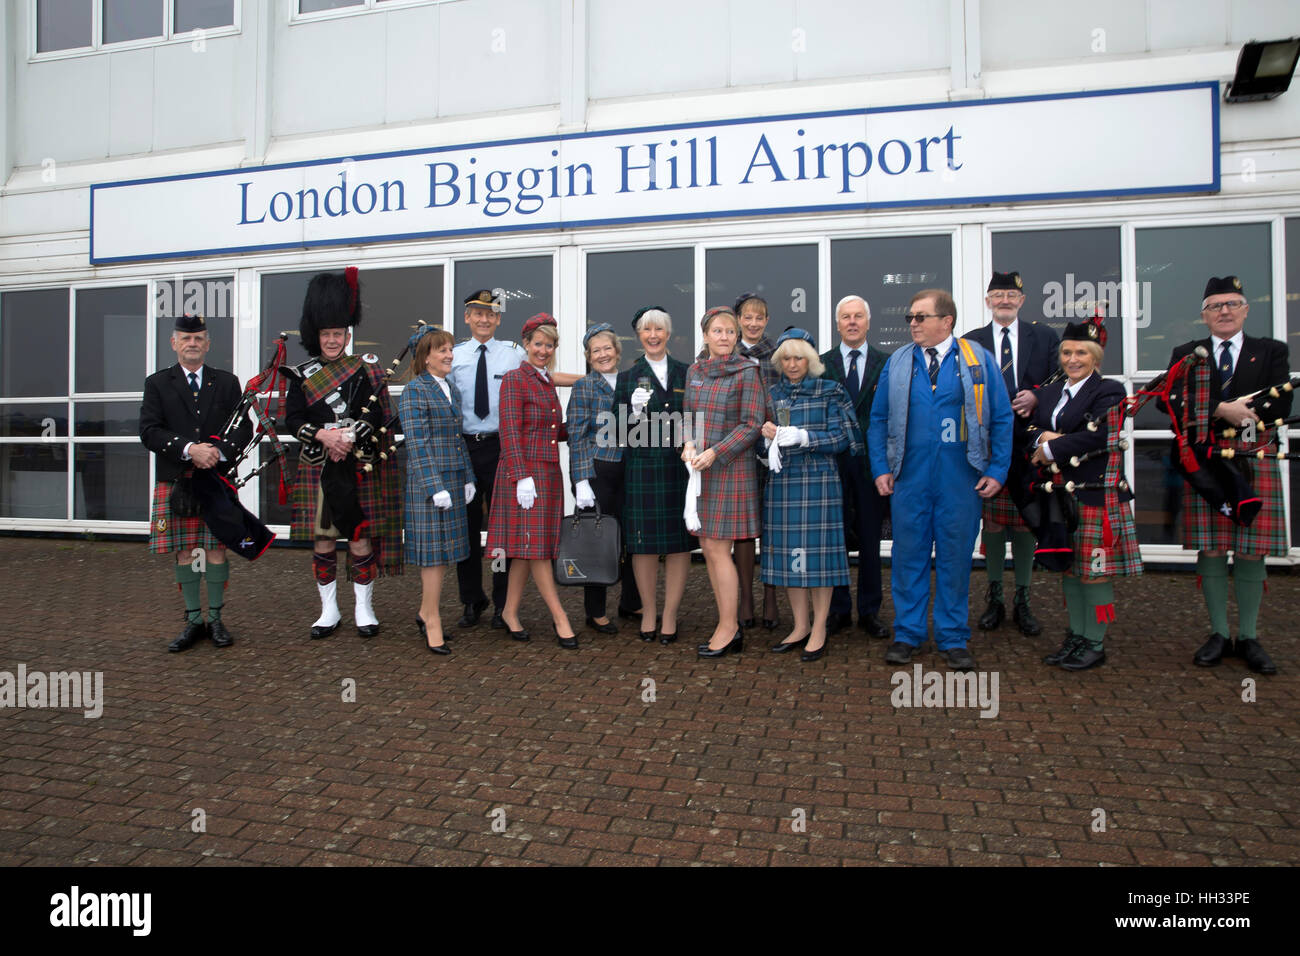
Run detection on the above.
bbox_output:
[1082,581,1115,650]
[206,560,230,623]
[1061,576,1085,635]
[1196,553,1230,637]
[1232,558,1266,641]
[984,530,1008,586]
[174,563,203,624]
[1012,531,1037,588]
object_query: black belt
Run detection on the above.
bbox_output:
[463,432,499,442]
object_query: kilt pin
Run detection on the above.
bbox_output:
[684,355,767,541]
[487,364,567,560]
[612,355,696,554]
[397,371,472,567]
[761,376,862,588]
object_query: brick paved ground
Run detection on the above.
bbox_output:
[0,536,1296,867]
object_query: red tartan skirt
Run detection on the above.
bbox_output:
[149,480,220,554]
[982,486,1029,532]
[1072,495,1143,582]
[1182,449,1287,556]
[486,462,563,559]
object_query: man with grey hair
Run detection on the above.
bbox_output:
[820,294,890,639]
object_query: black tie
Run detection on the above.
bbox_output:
[1054,389,1072,430]
[474,344,489,420]
[188,371,200,401]
[926,347,939,390]
[1001,327,1015,396]
[846,349,861,403]
[1218,341,1234,395]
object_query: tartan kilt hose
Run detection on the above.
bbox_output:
[623,445,695,554]
[1182,449,1287,555]
[149,480,220,554]
[982,485,1029,531]
[1072,495,1143,582]
[487,461,564,559]
[403,468,471,567]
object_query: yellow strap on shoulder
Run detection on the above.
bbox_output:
[956,338,985,425]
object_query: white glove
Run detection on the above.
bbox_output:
[766,440,783,474]
[432,490,453,510]
[517,476,536,510]
[630,387,652,416]
[464,482,477,504]
[683,466,702,533]
[775,425,807,448]
[575,479,596,509]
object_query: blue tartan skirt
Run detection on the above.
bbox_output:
[403,467,471,567]
[760,453,849,588]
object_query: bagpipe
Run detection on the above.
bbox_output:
[181,334,293,560]
[344,319,430,472]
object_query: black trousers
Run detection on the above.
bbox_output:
[831,450,885,619]
[457,434,509,611]
[581,458,641,618]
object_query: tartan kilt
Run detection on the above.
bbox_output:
[982,485,1029,531]
[403,467,471,568]
[761,456,849,588]
[149,480,220,554]
[623,445,695,554]
[1182,448,1287,556]
[291,455,403,576]
[1072,495,1143,582]
[487,461,563,559]
[698,445,762,541]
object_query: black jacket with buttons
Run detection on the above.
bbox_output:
[139,364,250,483]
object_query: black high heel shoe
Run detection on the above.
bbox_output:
[800,641,827,663]
[697,630,744,658]
[417,617,450,655]
[640,617,658,642]
[585,615,618,635]
[554,623,579,650]
[770,633,810,654]
[503,618,530,642]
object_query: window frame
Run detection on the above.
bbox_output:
[289,0,450,27]
[30,0,240,62]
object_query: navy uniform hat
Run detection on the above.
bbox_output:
[299,267,360,356]
[775,326,815,348]
[583,323,616,348]
[174,313,206,333]
[987,271,1024,292]
[1061,314,1107,349]
[463,289,501,311]
[632,305,667,332]
[1203,275,1244,299]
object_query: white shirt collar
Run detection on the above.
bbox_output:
[995,319,1019,339]
[923,335,955,362]
[1212,329,1244,355]
[840,340,868,361]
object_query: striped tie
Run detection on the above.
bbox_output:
[1001,327,1015,396]
[188,371,200,401]
[927,348,939,390]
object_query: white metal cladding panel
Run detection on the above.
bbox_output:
[434,0,561,117]
[106,47,156,158]
[272,7,391,137]
[791,0,950,81]
[151,33,248,153]
[1228,0,1300,43]
[15,54,113,168]
[588,0,731,99]
[982,0,1149,68]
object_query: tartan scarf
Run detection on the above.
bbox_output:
[302,355,365,406]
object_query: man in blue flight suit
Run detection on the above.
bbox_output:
[869,289,1013,671]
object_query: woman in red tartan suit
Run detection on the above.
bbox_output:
[487,314,579,649]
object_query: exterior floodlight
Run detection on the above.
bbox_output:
[1224,38,1300,102]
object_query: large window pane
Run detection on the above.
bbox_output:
[2,289,69,397]
[990,227,1123,372]
[350,265,443,368]
[175,0,235,32]
[706,245,818,354]
[76,286,146,393]
[0,404,68,438]
[0,445,68,518]
[259,441,297,528]
[76,401,144,437]
[832,235,952,355]
[37,0,93,53]
[1133,439,1184,546]
[454,256,553,349]
[1135,224,1272,372]
[156,276,234,372]
[261,270,317,368]
[586,248,694,371]
[103,0,163,43]
[74,444,148,520]
[1286,218,1300,372]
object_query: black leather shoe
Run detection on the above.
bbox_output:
[554,624,579,650]
[1012,586,1042,636]
[697,631,743,658]
[617,605,642,620]
[825,612,851,635]
[491,612,507,630]
[884,641,915,665]
[659,630,678,645]
[739,617,756,629]
[1044,631,1086,666]
[770,633,810,654]
[208,620,234,648]
[859,614,891,640]
[800,642,827,663]
[507,624,530,642]
[1060,646,1105,671]
[640,618,658,642]
[761,617,779,630]
[585,616,618,635]
[420,618,451,655]
[978,583,1005,630]
[942,646,977,671]
[310,621,338,640]
[1193,633,1230,667]
[168,619,206,653]
[456,597,489,628]
[1235,639,1277,675]
[356,622,380,638]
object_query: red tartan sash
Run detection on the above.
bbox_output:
[302,355,365,406]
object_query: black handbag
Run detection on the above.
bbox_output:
[554,502,621,587]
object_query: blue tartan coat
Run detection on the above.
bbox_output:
[566,370,618,483]
[397,372,472,567]
[761,376,861,587]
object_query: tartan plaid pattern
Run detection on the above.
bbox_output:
[1072,497,1143,581]
[761,377,855,587]
[397,373,472,567]
[148,479,220,554]
[685,356,767,540]
[983,487,1030,531]
[740,336,781,392]
[1181,360,1288,555]
[487,462,563,559]
[566,371,617,483]
[614,356,695,554]
[487,364,567,558]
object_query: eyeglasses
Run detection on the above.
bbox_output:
[986,291,1023,301]
[905,313,944,323]
[1202,300,1247,312]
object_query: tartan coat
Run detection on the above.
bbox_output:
[487,363,567,559]
[1030,374,1141,580]
[685,354,767,540]
[139,363,250,553]
[613,355,695,554]
[761,375,861,587]
[397,372,473,567]
[565,370,619,484]
[701,336,781,392]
